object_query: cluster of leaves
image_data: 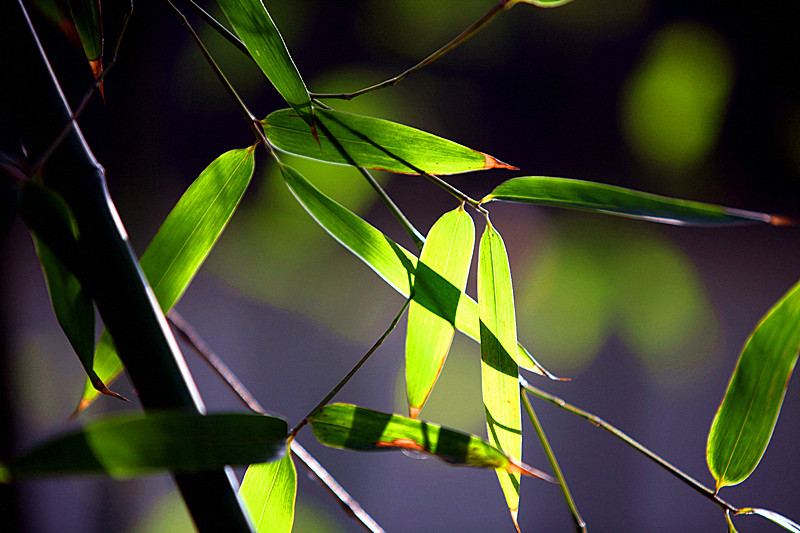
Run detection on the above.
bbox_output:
[4,0,800,532]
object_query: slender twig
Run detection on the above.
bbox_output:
[357,167,425,250]
[290,298,411,438]
[311,0,514,101]
[420,171,488,215]
[521,388,586,533]
[519,376,739,514]
[179,0,251,59]
[167,310,386,532]
[30,5,134,177]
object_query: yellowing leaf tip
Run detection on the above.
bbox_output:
[483,152,519,171]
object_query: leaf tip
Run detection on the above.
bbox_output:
[769,214,797,226]
[70,398,91,420]
[511,509,521,533]
[409,406,421,419]
[483,153,519,171]
[89,58,105,102]
[507,457,556,483]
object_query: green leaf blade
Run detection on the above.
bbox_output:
[707,279,800,490]
[218,0,312,126]
[279,164,553,377]
[67,0,102,61]
[478,221,522,524]
[309,403,550,481]
[4,411,287,479]
[240,450,297,533]
[406,205,475,417]
[482,177,788,226]
[79,147,257,410]
[264,108,516,175]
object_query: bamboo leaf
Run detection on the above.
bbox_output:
[309,403,552,481]
[482,177,790,226]
[67,0,103,86]
[240,450,296,533]
[478,220,522,527]
[263,108,517,175]
[1,411,287,480]
[279,164,556,377]
[512,0,576,7]
[78,147,257,411]
[218,0,313,127]
[737,508,800,533]
[707,278,800,490]
[406,205,475,418]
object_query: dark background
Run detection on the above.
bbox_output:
[2,1,800,531]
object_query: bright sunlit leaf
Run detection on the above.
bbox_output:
[737,508,800,533]
[218,0,313,127]
[406,205,475,418]
[78,147,257,411]
[279,163,555,377]
[478,219,522,527]
[240,450,296,533]
[1,411,287,480]
[707,278,800,490]
[263,108,517,175]
[482,176,790,226]
[309,403,552,481]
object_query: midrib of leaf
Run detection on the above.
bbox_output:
[148,147,254,296]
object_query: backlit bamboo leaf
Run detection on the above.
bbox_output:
[482,177,790,226]
[478,220,522,527]
[1,411,287,480]
[279,164,556,377]
[309,403,552,482]
[240,450,296,533]
[725,511,739,533]
[737,508,800,533]
[707,279,800,490]
[406,205,475,418]
[218,0,313,126]
[78,147,257,411]
[263,108,517,175]
[67,0,103,84]
[512,0,576,7]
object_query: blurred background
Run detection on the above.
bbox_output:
[3,0,800,531]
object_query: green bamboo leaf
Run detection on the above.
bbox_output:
[478,220,522,527]
[279,164,556,378]
[67,0,103,81]
[1,411,287,480]
[263,108,517,175]
[707,278,800,490]
[78,147,257,411]
[482,177,790,226]
[240,450,296,533]
[406,205,475,418]
[737,508,800,533]
[725,511,739,533]
[218,0,313,127]
[511,0,576,7]
[309,403,552,482]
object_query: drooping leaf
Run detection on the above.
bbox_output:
[725,511,739,533]
[218,0,313,127]
[78,147,257,411]
[20,180,123,400]
[67,0,103,86]
[1,411,287,480]
[279,164,556,378]
[707,278,800,490]
[309,403,552,481]
[263,108,517,175]
[478,220,522,527]
[737,508,800,533]
[482,177,790,226]
[240,450,296,533]
[406,205,475,418]
[511,0,576,7]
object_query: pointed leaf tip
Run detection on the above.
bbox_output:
[483,153,519,171]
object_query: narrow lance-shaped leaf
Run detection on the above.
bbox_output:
[66,0,103,89]
[309,403,552,482]
[263,108,517,175]
[240,449,296,533]
[279,164,557,378]
[707,278,800,490]
[406,205,475,418]
[478,219,523,529]
[21,180,122,399]
[0,411,287,481]
[511,0,577,7]
[218,0,313,127]
[482,177,791,226]
[78,147,257,411]
[737,508,800,533]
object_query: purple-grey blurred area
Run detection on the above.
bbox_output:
[3,1,800,531]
